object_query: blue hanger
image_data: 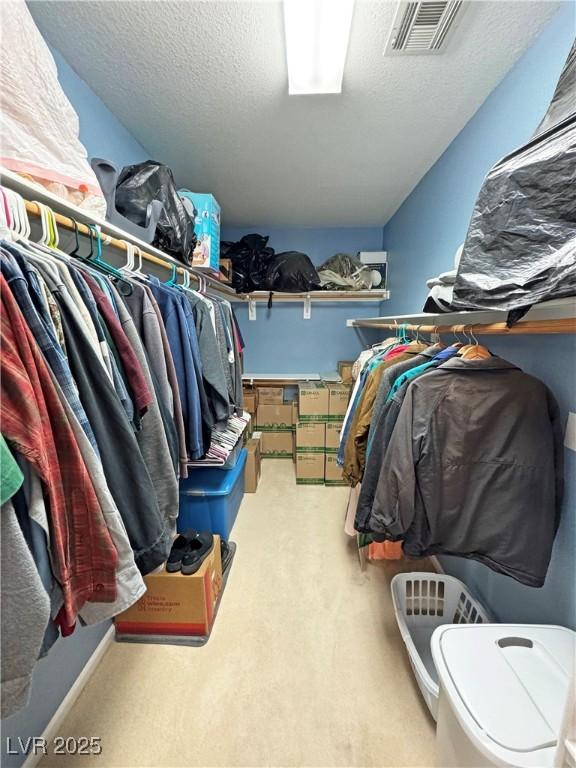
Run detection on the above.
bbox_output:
[164,263,178,286]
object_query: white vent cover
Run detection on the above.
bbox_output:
[385,1,466,55]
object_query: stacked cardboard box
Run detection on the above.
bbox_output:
[295,421,325,484]
[324,383,350,485]
[295,383,328,484]
[244,436,262,493]
[256,387,294,458]
[242,386,258,416]
[337,360,354,384]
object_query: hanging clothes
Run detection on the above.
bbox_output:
[360,355,564,587]
[342,342,427,485]
[0,275,119,631]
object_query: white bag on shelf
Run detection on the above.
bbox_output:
[0,0,105,215]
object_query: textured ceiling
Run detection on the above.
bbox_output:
[29,0,561,227]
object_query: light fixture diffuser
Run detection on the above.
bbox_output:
[283,0,355,95]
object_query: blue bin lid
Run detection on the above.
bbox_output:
[180,448,247,496]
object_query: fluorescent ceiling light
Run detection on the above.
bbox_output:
[283,0,355,95]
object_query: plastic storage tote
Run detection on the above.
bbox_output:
[391,572,491,720]
[178,449,247,539]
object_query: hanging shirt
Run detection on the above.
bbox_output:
[148,277,203,460]
[46,367,146,625]
[110,283,179,524]
[385,345,459,402]
[187,293,230,425]
[0,434,23,505]
[342,344,427,486]
[82,272,153,418]
[145,286,188,477]
[0,275,118,632]
[0,247,100,456]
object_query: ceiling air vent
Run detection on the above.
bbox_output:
[385,0,466,55]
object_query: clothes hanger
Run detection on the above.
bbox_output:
[459,325,491,359]
[119,241,136,273]
[163,263,178,286]
[82,224,130,286]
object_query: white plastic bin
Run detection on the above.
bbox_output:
[431,624,576,767]
[391,572,491,720]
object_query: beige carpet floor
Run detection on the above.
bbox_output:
[41,460,436,768]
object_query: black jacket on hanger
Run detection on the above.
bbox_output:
[364,356,564,587]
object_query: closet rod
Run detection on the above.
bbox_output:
[348,319,576,334]
[22,199,238,299]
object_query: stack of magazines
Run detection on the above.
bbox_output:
[187,411,251,467]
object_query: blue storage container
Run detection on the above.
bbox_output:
[178,449,247,539]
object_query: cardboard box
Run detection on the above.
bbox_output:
[327,383,351,419]
[338,361,354,384]
[298,382,329,422]
[258,386,284,405]
[261,431,294,458]
[256,404,293,431]
[115,536,222,638]
[243,419,253,444]
[219,257,232,284]
[325,453,347,486]
[244,438,261,493]
[296,453,325,485]
[243,387,258,415]
[295,422,325,452]
[291,400,299,428]
[325,421,344,451]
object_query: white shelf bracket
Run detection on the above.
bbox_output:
[303,294,312,320]
[248,297,257,321]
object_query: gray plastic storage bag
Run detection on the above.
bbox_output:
[452,42,576,314]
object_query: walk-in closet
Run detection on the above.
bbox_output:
[1,1,575,766]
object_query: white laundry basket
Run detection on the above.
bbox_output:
[391,572,491,720]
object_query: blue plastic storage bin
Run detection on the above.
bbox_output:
[178,449,247,539]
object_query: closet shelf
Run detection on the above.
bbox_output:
[236,290,389,302]
[1,169,390,309]
[346,298,576,334]
[0,168,237,301]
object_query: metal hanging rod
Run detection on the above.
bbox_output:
[347,319,576,335]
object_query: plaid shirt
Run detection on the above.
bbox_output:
[0,247,100,457]
[0,275,118,635]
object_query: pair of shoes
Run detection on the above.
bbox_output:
[220,539,233,573]
[166,529,214,575]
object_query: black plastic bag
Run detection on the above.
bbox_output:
[453,42,576,313]
[222,234,275,292]
[263,251,321,293]
[114,161,196,265]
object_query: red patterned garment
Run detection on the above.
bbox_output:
[0,275,118,635]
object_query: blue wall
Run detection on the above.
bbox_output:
[382,5,576,629]
[223,226,385,373]
[1,45,149,768]
[51,46,150,168]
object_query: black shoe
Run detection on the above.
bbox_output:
[166,529,198,572]
[221,540,233,573]
[181,532,214,575]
